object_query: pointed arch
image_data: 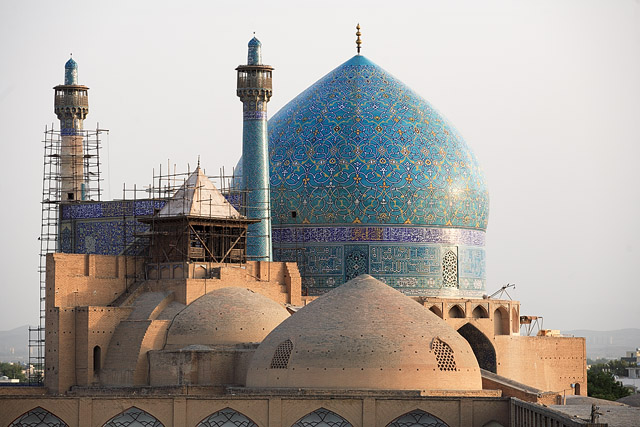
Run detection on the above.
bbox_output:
[493,306,509,335]
[103,407,164,427]
[291,408,352,427]
[386,409,449,427]
[457,323,497,373]
[448,304,464,318]
[9,407,68,427]
[472,305,489,319]
[429,305,443,318]
[197,407,258,427]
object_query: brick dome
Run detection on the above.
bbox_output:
[165,287,289,349]
[246,275,481,390]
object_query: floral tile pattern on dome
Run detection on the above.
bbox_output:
[268,55,488,230]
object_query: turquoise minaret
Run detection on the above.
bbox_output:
[236,36,274,261]
[54,56,89,201]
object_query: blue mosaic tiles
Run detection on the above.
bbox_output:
[238,37,273,261]
[274,241,485,297]
[61,200,165,220]
[247,37,262,65]
[272,226,485,246]
[264,54,490,296]
[59,200,164,255]
[74,219,148,255]
[65,57,78,85]
[268,55,489,229]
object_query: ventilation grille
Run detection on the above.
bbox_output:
[442,249,458,287]
[431,338,457,371]
[270,339,293,369]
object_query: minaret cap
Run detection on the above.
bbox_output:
[64,54,78,85]
[247,34,262,65]
[356,24,362,54]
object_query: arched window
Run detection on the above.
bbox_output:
[9,407,68,427]
[472,305,489,319]
[386,409,449,427]
[291,408,352,427]
[429,305,443,318]
[448,304,464,318]
[103,407,164,427]
[494,307,509,336]
[93,345,101,373]
[197,408,257,427]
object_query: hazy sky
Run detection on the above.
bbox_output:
[0,0,638,332]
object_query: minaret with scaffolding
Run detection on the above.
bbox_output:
[54,56,89,201]
[236,36,274,261]
[30,58,104,383]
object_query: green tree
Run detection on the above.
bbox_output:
[0,362,27,382]
[589,360,631,377]
[587,370,631,401]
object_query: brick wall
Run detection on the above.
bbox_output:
[494,335,587,396]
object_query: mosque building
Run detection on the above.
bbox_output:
[0,28,593,427]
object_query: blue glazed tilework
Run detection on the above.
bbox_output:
[273,225,485,246]
[74,219,149,255]
[59,200,160,255]
[242,92,271,261]
[61,200,165,220]
[65,58,78,85]
[275,241,485,296]
[60,223,73,253]
[247,37,262,65]
[268,55,489,229]
[458,247,485,279]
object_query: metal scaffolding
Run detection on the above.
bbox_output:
[31,125,105,384]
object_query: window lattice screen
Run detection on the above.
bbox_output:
[442,249,458,287]
[9,407,68,427]
[386,410,449,427]
[270,339,294,369]
[431,338,457,371]
[292,408,352,427]
[103,407,164,427]
[197,408,257,427]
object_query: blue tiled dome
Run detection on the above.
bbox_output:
[248,37,262,47]
[65,57,77,69]
[235,54,489,296]
[268,55,489,230]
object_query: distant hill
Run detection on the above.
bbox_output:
[563,328,640,360]
[0,325,29,363]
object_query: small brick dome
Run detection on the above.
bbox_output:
[246,275,481,390]
[165,287,289,349]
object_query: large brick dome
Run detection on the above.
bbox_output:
[246,275,481,390]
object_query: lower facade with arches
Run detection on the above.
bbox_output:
[0,395,512,427]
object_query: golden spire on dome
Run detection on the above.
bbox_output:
[356,23,362,54]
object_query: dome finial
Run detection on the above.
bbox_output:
[355,23,362,54]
